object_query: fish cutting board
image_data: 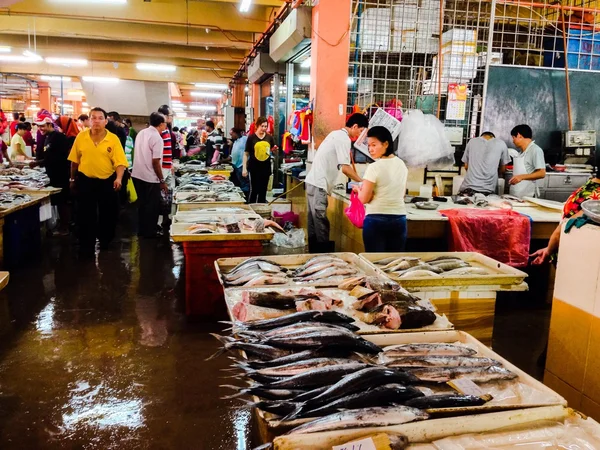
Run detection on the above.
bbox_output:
[360,252,528,288]
[255,331,566,433]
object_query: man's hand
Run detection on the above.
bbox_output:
[242,169,248,178]
[29,161,38,169]
[509,175,525,185]
[530,247,550,265]
[114,178,123,191]
[160,181,169,194]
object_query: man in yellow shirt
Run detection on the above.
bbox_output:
[68,107,128,257]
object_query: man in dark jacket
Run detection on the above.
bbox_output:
[107,111,128,149]
[31,116,72,235]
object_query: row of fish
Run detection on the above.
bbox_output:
[375,255,490,278]
[185,217,283,235]
[176,191,244,203]
[210,311,518,443]
[222,255,363,288]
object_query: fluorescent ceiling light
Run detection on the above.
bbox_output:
[46,57,88,66]
[301,58,311,68]
[0,55,40,63]
[239,0,251,12]
[194,83,228,90]
[176,112,187,117]
[40,75,72,81]
[0,47,11,53]
[136,63,176,72]
[82,102,89,106]
[82,76,119,83]
[173,107,185,112]
[191,92,221,98]
[189,105,216,111]
[23,50,43,61]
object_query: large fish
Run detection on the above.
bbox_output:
[360,304,436,329]
[244,275,289,287]
[240,349,351,369]
[286,406,428,434]
[230,310,356,331]
[231,302,291,322]
[385,355,503,368]
[296,255,345,271]
[382,343,478,357]
[261,329,382,354]
[432,261,471,272]
[292,383,424,419]
[406,365,518,383]
[265,362,369,389]
[226,257,281,274]
[294,266,358,282]
[207,334,291,360]
[241,291,298,310]
[220,384,305,401]
[238,357,360,377]
[246,321,361,339]
[294,261,351,277]
[404,394,487,409]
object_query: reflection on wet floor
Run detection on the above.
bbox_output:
[0,216,551,449]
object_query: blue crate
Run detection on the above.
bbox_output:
[543,30,600,70]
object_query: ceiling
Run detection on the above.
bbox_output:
[0,0,286,95]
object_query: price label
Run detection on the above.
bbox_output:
[448,378,488,398]
[332,437,377,450]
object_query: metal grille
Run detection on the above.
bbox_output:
[348,0,600,139]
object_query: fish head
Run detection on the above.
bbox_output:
[382,305,402,330]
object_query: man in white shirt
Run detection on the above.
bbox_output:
[131,112,168,238]
[509,124,546,197]
[305,113,369,252]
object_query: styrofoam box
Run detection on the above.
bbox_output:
[421,80,449,95]
[442,42,477,54]
[442,28,477,45]
[396,30,439,53]
[359,8,391,51]
[433,53,478,79]
[477,51,503,67]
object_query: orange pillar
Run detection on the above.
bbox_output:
[251,83,260,121]
[72,101,82,117]
[231,81,245,108]
[38,83,52,112]
[310,0,352,147]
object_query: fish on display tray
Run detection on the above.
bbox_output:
[224,286,452,333]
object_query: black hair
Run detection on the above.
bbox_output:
[255,116,267,127]
[16,122,28,131]
[172,126,179,132]
[346,113,369,129]
[124,118,132,126]
[12,112,19,120]
[157,105,172,116]
[90,107,107,119]
[78,114,89,122]
[206,120,215,129]
[24,121,32,130]
[107,111,122,122]
[367,126,395,156]
[511,124,533,139]
[19,116,26,122]
[481,131,495,138]
[149,112,166,127]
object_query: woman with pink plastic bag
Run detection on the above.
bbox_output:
[353,126,408,252]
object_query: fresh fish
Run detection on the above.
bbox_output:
[207,334,291,361]
[297,255,345,270]
[294,266,358,282]
[220,385,305,401]
[231,310,356,331]
[338,276,366,290]
[379,289,422,304]
[406,365,517,383]
[432,261,471,272]
[360,304,402,330]
[223,269,268,285]
[293,384,424,419]
[241,291,298,310]
[425,256,465,264]
[238,358,360,377]
[396,264,443,275]
[398,269,441,278]
[375,256,406,265]
[292,385,332,403]
[385,356,503,368]
[265,362,369,389]
[261,329,382,354]
[285,406,428,434]
[404,394,487,409]
[244,275,289,287]
[352,293,382,311]
[227,258,281,274]
[240,349,349,369]
[247,400,301,416]
[231,302,291,322]
[382,343,478,357]
[245,372,289,384]
[257,321,361,337]
[380,257,421,270]
[383,259,422,272]
[360,304,436,329]
[348,285,375,300]
[294,261,350,277]
[295,299,328,311]
[304,367,420,408]
[364,277,402,291]
[442,267,490,276]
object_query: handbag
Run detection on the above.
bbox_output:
[126,177,138,203]
[344,191,365,228]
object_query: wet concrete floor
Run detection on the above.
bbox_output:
[0,216,551,449]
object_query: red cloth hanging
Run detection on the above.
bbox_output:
[267,116,275,135]
[441,209,531,268]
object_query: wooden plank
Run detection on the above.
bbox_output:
[0,272,9,291]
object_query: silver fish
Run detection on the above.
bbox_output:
[398,269,441,278]
[286,406,428,434]
[238,358,360,377]
[406,365,517,383]
[433,261,471,272]
[442,267,490,276]
[294,261,350,277]
[382,343,478,357]
[385,356,502,368]
[298,255,345,270]
[266,362,368,389]
[295,266,357,281]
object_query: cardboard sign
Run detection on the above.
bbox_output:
[332,437,377,450]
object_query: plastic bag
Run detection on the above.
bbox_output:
[442,208,531,267]
[396,110,454,167]
[344,192,365,228]
[127,178,138,203]
[272,228,305,248]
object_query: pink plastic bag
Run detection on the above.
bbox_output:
[344,192,365,228]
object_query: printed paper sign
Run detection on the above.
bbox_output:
[354,108,402,157]
[332,437,377,450]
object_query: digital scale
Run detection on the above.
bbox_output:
[562,130,596,166]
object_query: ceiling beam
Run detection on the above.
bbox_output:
[0,16,255,49]
[0,34,247,63]
[200,0,284,6]
[1,0,276,34]
[0,61,236,84]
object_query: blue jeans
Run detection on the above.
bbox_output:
[363,214,407,252]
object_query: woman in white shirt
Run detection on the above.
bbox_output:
[355,126,408,252]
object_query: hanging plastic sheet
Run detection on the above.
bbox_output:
[441,208,531,267]
[397,110,454,167]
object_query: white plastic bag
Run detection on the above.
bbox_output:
[272,228,306,248]
[396,110,454,167]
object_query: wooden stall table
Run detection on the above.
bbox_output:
[172,222,275,317]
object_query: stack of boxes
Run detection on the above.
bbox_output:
[357,0,440,54]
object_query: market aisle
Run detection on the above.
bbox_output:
[0,219,255,450]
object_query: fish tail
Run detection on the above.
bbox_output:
[252,444,273,450]
[209,333,235,344]
[220,391,246,400]
[219,384,244,391]
[353,352,377,365]
[280,403,305,421]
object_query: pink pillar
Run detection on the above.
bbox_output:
[310,0,352,147]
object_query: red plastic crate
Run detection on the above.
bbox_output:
[183,240,263,317]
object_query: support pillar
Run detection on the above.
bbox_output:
[309,0,352,147]
[251,83,260,123]
[231,80,246,130]
[38,83,51,112]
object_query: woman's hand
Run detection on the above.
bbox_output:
[352,184,360,193]
[530,247,550,265]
